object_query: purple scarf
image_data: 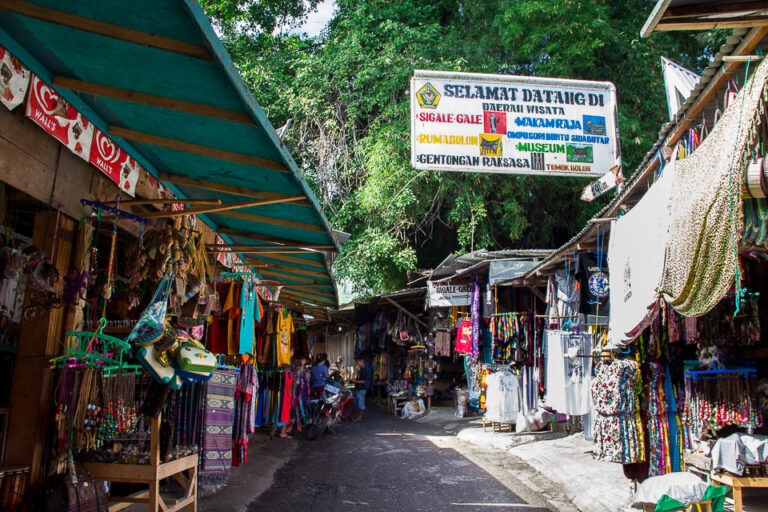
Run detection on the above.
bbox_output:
[471,277,480,359]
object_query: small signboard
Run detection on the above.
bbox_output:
[411,70,621,177]
[427,281,472,307]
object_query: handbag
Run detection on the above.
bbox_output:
[136,343,176,385]
[125,275,171,347]
[398,313,409,342]
[176,341,217,374]
[65,452,107,512]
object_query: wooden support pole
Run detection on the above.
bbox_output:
[0,0,212,60]
[253,262,330,280]
[249,270,328,285]
[137,196,305,218]
[209,249,319,255]
[110,126,289,173]
[281,290,336,306]
[159,173,310,205]
[384,297,428,328]
[119,198,221,206]
[216,227,311,244]
[279,285,335,298]
[276,284,335,291]
[255,267,329,284]
[245,251,328,269]
[281,288,336,303]
[657,18,768,31]
[53,77,254,125]
[150,415,161,467]
[722,55,765,62]
[215,208,327,233]
[207,244,332,251]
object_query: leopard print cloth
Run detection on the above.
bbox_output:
[660,57,768,317]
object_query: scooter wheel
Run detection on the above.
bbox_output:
[305,424,321,440]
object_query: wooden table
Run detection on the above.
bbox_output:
[86,415,198,511]
[86,455,198,512]
[711,472,768,512]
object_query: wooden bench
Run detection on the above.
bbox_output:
[711,472,768,512]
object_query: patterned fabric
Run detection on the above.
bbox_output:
[201,369,236,472]
[646,362,666,477]
[434,330,451,357]
[661,57,768,316]
[233,365,255,466]
[592,359,644,464]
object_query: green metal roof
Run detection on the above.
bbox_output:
[0,0,338,307]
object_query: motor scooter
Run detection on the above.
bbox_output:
[305,381,352,440]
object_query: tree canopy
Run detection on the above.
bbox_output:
[201,0,724,298]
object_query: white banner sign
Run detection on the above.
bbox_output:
[428,281,472,307]
[411,70,621,177]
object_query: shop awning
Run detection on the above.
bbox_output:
[488,259,539,286]
[641,0,768,38]
[0,0,338,306]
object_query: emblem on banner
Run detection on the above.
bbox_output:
[416,82,440,109]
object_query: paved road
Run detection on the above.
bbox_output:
[248,406,553,512]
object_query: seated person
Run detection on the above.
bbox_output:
[310,353,330,396]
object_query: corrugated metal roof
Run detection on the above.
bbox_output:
[429,249,553,280]
[0,0,339,306]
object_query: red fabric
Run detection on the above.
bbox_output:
[455,318,473,354]
[280,370,294,425]
[207,315,228,354]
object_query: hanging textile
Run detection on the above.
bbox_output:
[233,364,257,466]
[546,268,580,323]
[661,57,768,316]
[645,362,667,477]
[484,370,522,423]
[491,313,533,364]
[662,362,682,473]
[608,155,675,347]
[238,281,257,355]
[577,253,609,320]
[455,318,472,354]
[544,330,593,416]
[199,369,237,494]
[592,359,645,464]
[434,330,452,357]
[276,312,294,366]
[471,277,480,359]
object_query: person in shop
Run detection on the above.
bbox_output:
[350,358,370,422]
[310,353,331,397]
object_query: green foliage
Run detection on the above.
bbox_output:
[202,0,723,298]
